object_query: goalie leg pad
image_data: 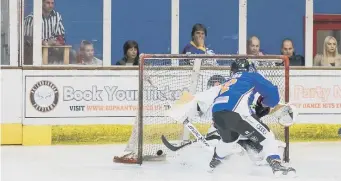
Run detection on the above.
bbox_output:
[242,115,281,157]
[208,122,217,134]
[237,139,263,153]
[259,131,281,157]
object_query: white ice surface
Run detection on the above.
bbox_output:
[1,142,341,181]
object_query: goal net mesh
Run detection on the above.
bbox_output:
[113,54,289,164]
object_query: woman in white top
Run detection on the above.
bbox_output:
[314,36,341,67]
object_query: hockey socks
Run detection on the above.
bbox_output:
[209,149,225,169]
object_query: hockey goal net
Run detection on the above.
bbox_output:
[113,54,290,164]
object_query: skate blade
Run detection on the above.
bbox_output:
[274,168,297,178]
[207,168,214,173]
[207,164,217,173]
[207,163,222,173]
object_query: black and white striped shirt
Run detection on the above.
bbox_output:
[24,10,65,41]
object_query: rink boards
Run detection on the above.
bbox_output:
[1,67,341,145]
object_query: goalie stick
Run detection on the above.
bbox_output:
[161,129,219,151]
[182,118,214,151]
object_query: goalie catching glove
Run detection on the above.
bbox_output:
[254,96,297,127]
[272,104,298,127]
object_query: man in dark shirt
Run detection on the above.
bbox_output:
[280,39,305,66]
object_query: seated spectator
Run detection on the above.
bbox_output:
[76,40,102,65]
[116,40,139,66]
[280,38,305,66]
[246,36,275,67]
[247,36,265,56]
[181,23,215,66]
[314,36,341,67]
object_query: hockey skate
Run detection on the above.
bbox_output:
[208,149,227,172]
[266,156,296,177]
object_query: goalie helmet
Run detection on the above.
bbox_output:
[207,75,226,89]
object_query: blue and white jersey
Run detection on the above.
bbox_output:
[212,71,280,116]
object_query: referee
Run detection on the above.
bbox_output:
[24,0,66,64]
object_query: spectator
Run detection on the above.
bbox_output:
[247,36,264,56]
[116,40,139,66]
[181,23,215,65]
[246,36,274,67]
[76,40,102,65]
[314,36,341,67]
[24,0,69,65]
[280,38,305,66]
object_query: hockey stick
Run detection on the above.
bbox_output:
[161,129,219,151]
[182,118,214,151]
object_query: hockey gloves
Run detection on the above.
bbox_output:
[255,96,270,118]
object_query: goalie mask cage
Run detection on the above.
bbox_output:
[113,54,290,165]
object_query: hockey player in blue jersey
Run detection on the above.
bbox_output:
[210,59,296,175]
[204,66,271,160]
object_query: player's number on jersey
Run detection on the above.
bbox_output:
[220,79,237,94]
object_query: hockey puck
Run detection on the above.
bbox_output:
[156,150,163,156]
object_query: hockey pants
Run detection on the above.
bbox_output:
[212,110,280,159]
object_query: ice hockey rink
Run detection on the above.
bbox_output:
[1,142,340,181]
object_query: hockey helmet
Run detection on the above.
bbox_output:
[230,58,250,74]
[248,61,258,73]
[207,75,226,89]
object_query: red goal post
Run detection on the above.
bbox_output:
[114,54,290,164]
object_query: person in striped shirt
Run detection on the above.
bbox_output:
[24,0,66,64]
